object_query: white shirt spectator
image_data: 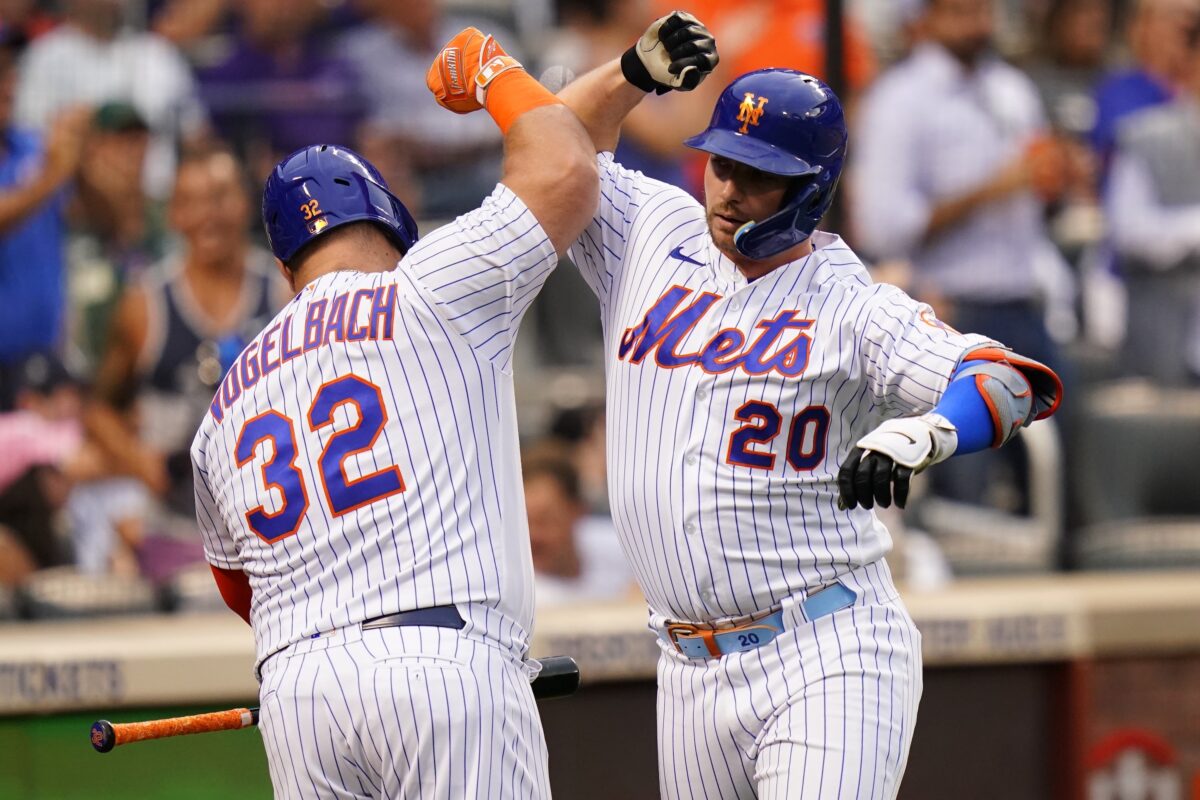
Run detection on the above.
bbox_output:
[851,42,1068,302]
[15,23,207,197]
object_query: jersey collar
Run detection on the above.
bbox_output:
[707,231,843,293]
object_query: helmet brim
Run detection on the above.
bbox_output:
[683,129,818,178]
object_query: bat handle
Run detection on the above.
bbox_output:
[91,708,258,753]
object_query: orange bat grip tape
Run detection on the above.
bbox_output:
[112,708,253,745]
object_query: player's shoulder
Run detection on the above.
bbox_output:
[190,401,217,467]
[806,233,877,292]
[823,259,923,325]
[404,181,544,265]
[598,152,696,208]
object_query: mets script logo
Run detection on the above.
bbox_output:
[618,285,814,377]
[737,93,769,133]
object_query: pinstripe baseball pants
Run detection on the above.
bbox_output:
[257,623,550,799]
[655,567,923,799]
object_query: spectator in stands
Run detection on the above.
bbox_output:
[87,143,285,575]
[1106,19,1200,384]
[197,0,362,182]
[546,400,609,515]
[14,0,208,198]
[0,353,106,586]
[68,102,171,363]
[523,443,634,607]
[1024,0,1113,338]
[336,0,514,217]
[1028,0,1113,139]
[1091,0,1200,181]
[0,31,87,410]
[850,0,1072,509]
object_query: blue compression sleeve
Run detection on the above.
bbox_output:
[931,369,996,455]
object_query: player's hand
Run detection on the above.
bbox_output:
[836,414,958,510]
[622,11,719,94]
[426,27,523,114]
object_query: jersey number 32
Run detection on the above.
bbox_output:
[234,374,405,543]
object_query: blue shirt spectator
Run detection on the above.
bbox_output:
[0,128,67,362]
[1091,70,1173,173]
[1088,0,1199,181]
[0,30,86,409]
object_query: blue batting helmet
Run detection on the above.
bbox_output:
[262,144,419,264]
[684,69,847,260]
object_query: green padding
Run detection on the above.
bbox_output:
[0,707,273,799]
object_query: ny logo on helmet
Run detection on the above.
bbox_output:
[737,93,769,134]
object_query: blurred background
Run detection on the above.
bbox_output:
[2,0,1200,797]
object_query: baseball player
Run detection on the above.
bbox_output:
[558,17,1063,799]
[190,28,597,799]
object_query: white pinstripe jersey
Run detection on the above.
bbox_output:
[571,154,993,624]
[192,185,554,667]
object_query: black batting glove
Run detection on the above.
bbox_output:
[837,448,915,511]
[836,414,958,511]
[621,11,719,95]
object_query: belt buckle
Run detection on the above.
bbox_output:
[665,622,722,658]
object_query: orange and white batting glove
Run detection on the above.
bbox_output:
[426,27,523,114]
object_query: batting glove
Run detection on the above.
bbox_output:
[621,11,719,94]
[837,413,958,510]
[427,27,523,114]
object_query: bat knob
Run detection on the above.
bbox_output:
[91,720,116,753]
[533,655,581,700]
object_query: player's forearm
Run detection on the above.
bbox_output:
[558,59,649,154]
[927,373,995,454]
[501,103,598,254]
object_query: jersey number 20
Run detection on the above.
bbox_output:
[235,375,405,542]
[726,401,831,471]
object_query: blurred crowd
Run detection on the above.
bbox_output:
[1,0,1199,620]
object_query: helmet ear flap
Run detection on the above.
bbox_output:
[733,171,830,260]
[784,177,822,216]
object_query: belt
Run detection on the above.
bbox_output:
[661,581,857,660]
[361,605,465,631]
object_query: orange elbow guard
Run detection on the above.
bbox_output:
[961,346,1063,421]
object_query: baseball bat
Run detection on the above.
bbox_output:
[91,655,580,753]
